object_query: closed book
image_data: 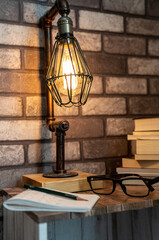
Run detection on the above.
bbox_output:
[135,118,159,131]
[122,158,159,169]
[135,154,159,161]
[133,131,159,136]
[128,135,159,140]
[23,171,102,192]
[116,167,159,185]
[136,140,159,154]
[116,167,159,175]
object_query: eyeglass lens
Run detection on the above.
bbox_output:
[122,179,149,197]
[91,179,114,194]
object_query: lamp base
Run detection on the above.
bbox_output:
[23,171,102,192]
[43,171,78,178]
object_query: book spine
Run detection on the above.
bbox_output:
[135,154,159,161]
[135,119,159,131]
[122,158,159,169]
[116,167,159,174]
[136,140,159,154]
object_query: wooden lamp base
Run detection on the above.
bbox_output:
[23,171,101,192]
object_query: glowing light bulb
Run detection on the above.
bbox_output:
[63,58,77,92]
[57,42,82,97]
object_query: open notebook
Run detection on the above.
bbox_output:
[3,189,99,213]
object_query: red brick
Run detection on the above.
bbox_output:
[0,97,22,117]
[148,39,159,56]
[103,0,145,15]
[150,78,159,95]
[128,58,159,75]
[104,35,146,55]
[66,162,106,175]
[28,142,80,163]
[0,145,24,166]
[127,18,159,36]
[0,23,43,47]
[0,120,51,141]
[106,77,147,94]
[85,53,126,75]
[24,49,44,70]
[0,0,19,21]
[79,11,123,32]
[107,118,134,136]
[0,49,20,69]
[147,0,159,17]
[82,97,126,116]
[129,97,159,114]
[68,0,100,8]
[66,119,104,139]
[83,139,127,159]
[0,72,44,94]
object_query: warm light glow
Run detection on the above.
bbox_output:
[63,59,77,90]
[58,43,82,96]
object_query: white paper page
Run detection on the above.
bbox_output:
[3,189,99,212]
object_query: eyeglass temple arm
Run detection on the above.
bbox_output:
[150,176,159,185]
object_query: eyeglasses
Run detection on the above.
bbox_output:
[87,174,159,197]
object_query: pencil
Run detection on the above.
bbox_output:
[23,184,88,201]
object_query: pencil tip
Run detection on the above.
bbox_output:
[77,197,88,201]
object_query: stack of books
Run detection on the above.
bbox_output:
[117,118,159,178]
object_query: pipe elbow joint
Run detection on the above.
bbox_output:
[46,119,69,132]
[56,0,70,16]
[55,120,69,132]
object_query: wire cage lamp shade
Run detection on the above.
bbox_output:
[46,34,93,107]
[39,0,94,178]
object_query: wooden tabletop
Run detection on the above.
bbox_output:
[2,185,159,223]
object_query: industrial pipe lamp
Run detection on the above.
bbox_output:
[40,0,93,178]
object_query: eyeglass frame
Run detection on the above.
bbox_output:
[87,174,159,197]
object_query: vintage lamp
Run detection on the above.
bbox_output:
[40,0,93,178]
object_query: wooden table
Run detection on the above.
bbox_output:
[3,185,159,240]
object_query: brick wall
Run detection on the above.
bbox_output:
[0,0,159,190]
